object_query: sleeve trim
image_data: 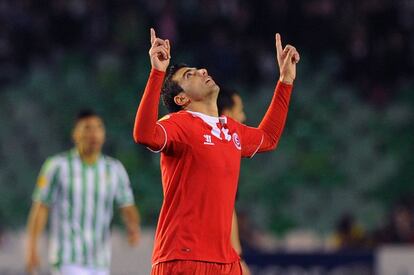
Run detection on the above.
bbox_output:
[146,122,168,153]
[32,198,51,206]
[277,80,293,89]
[151,68,167,77]
[118,202,135,209]
[249,133,264,159]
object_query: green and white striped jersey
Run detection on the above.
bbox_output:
[32,149,135,269]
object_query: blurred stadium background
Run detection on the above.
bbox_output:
[0,0,413,274]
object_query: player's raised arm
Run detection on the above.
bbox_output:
[275,33,300,85]
[249,33,300,153]
[133,28,171,149]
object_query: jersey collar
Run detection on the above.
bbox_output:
[186,110,227,125]
[71,148,103,166]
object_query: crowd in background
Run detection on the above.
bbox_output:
[235,198,414,253]
[1,0,413,105]
[333,199,414,250]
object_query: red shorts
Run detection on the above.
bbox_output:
[151,260,242,275]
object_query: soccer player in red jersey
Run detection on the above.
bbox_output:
[133,28,299,274]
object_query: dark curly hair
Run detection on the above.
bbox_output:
[75,109,100,125]
[161,64,188,113]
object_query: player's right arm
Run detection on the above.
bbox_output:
[230,210,251,275]
[26,202,48,274]
[26,156,60,274]
[239,34,299,157]
[133,28,171,150]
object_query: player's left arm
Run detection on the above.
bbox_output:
[115,161,141,246]
[230,210,251,275]
[251,33,300,154]
[26,202,49,274]
[231,209,242,254]
[120,205,141,246]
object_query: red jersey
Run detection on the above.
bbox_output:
[133,69,293,265]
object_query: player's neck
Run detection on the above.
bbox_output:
[186,101,218,117]
[77,148,100,165]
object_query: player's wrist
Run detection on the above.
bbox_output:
[152,66,167,72]
[128,226,139,234]
[279,75,294,85]
[151,68,167,77]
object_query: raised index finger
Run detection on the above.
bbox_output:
[150,28,156,45]
[275,33,283,57]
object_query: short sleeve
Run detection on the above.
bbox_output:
[114,161,135,207]
[239,124,265,158]
[32,157,61,205]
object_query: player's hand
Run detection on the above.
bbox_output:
[127,226,141,246]
[149,28,171,72]
[275,33,300,85]
[26,247,40,274]
[241,259,251,275]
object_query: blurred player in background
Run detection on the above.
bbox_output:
[133,28,299,274]
[26,110,141,275]
[218,88,250,275]
[218,89,246,124]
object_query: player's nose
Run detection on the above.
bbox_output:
[198,68,208,76]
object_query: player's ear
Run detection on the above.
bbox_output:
[174,93,190,107]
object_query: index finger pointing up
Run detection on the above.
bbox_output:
[150,28,156,45]
[275,33,283,56]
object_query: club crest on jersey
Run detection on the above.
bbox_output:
[36,175,47,189]
[232,133,241,150]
